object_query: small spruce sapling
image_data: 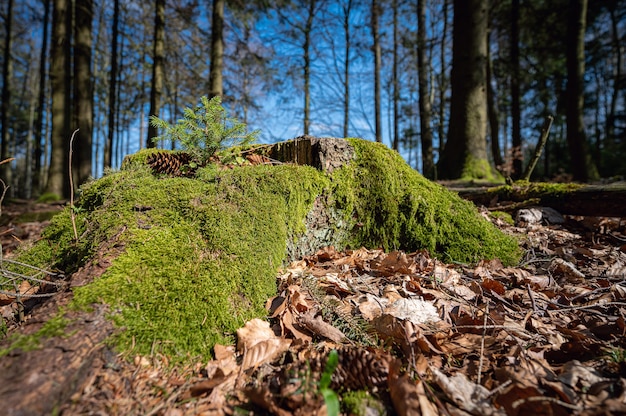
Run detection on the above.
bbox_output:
[149,96,259,168]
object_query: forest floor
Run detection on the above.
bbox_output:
[1,199,626,415]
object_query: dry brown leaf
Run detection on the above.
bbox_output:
[281,308,313,342]
[236,318,277,352]
[357,293,386,320]
[481,278,506,295]
[431,368,501,415]
[389,373,422,416]
[241,338,292,372]
[384,298,440,325]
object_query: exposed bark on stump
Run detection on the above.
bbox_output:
[265,135,355,173]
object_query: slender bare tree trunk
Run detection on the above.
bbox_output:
[34,0,51,193]
[437,0,448,154]
[487,28,503,169]
[147,0,165,148]
[208,0,224,99]
[607,6,621,147]
[565,0,597,182]
[1,0,14,189]
[510,0,522,179]
[342,0,353,138]
[73,0,93,185]
[371,0,382,142]
[303,0,316,135]
[391,0,399,150]
[105,0,119,166]
[46,0,72,197]
[417,0,434,178]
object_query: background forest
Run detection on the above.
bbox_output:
[0,0,625,199]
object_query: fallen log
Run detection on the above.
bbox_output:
[453,182,626,217]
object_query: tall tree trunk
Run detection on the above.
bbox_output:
[342,0,352,138]
[565,0,597,182]
[46,0,72,197]
[391,0,399,150]
[487,27,503,169]
[34,0,51,194]
[437,0,448,155]
[510,0,522,179]
[147,0,165,148]
[105,0,119,166]
[606,6,621,148]
[437,0,491,180]
[73,0,93,185]
[1,0,14,189]
[303,0,315,135]
[371,0,382,143]
[208,0,224,99]
[417,0,434,179]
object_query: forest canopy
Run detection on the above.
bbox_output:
[0,0,624,199]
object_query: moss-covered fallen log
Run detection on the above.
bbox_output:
[453,181,626,217]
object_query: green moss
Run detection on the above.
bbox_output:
[0,314,70,357]
[11,139,520,363]
[120,147,169,171]
[342,390,384,416]
[332,139,520,265]
[461,155,502,182]
[36,192,61,203]
[52,163,326,362]
[487,181,583,202]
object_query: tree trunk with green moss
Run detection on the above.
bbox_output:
[438,0,493,181]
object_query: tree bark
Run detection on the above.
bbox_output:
[371,0,382,143]
[342,0,352,138]
[510,0,522,179]
[303,0,315,136]
[437,0,449,160]
[147,0,165,148]
[437,0,490,180]
[417,0,434,179]
[391,0,399,151]
[34,0,51,194]
[208,0,224,100]
[486,28,503,169]
[105,0,119,166]
[565,0,597,182]
[73,0,93,185]
[1,0,14,189]
[46,0,72,198]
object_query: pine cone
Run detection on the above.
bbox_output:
[331,348,392,391]
[307,347,393,391]
[146,152,194,177]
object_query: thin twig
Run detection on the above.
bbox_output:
[69,129,80,241]
[477,302,489,386]
[526,283,538,314]
[0,178,9,269]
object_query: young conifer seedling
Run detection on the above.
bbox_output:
[149,96,259,168]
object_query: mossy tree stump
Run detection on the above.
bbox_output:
[0,137,520,414]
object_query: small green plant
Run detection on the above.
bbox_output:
[607,347,626,363]
[319,350,340,416]
[149,96,259,167]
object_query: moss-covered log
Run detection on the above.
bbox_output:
[453,181,626,217]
